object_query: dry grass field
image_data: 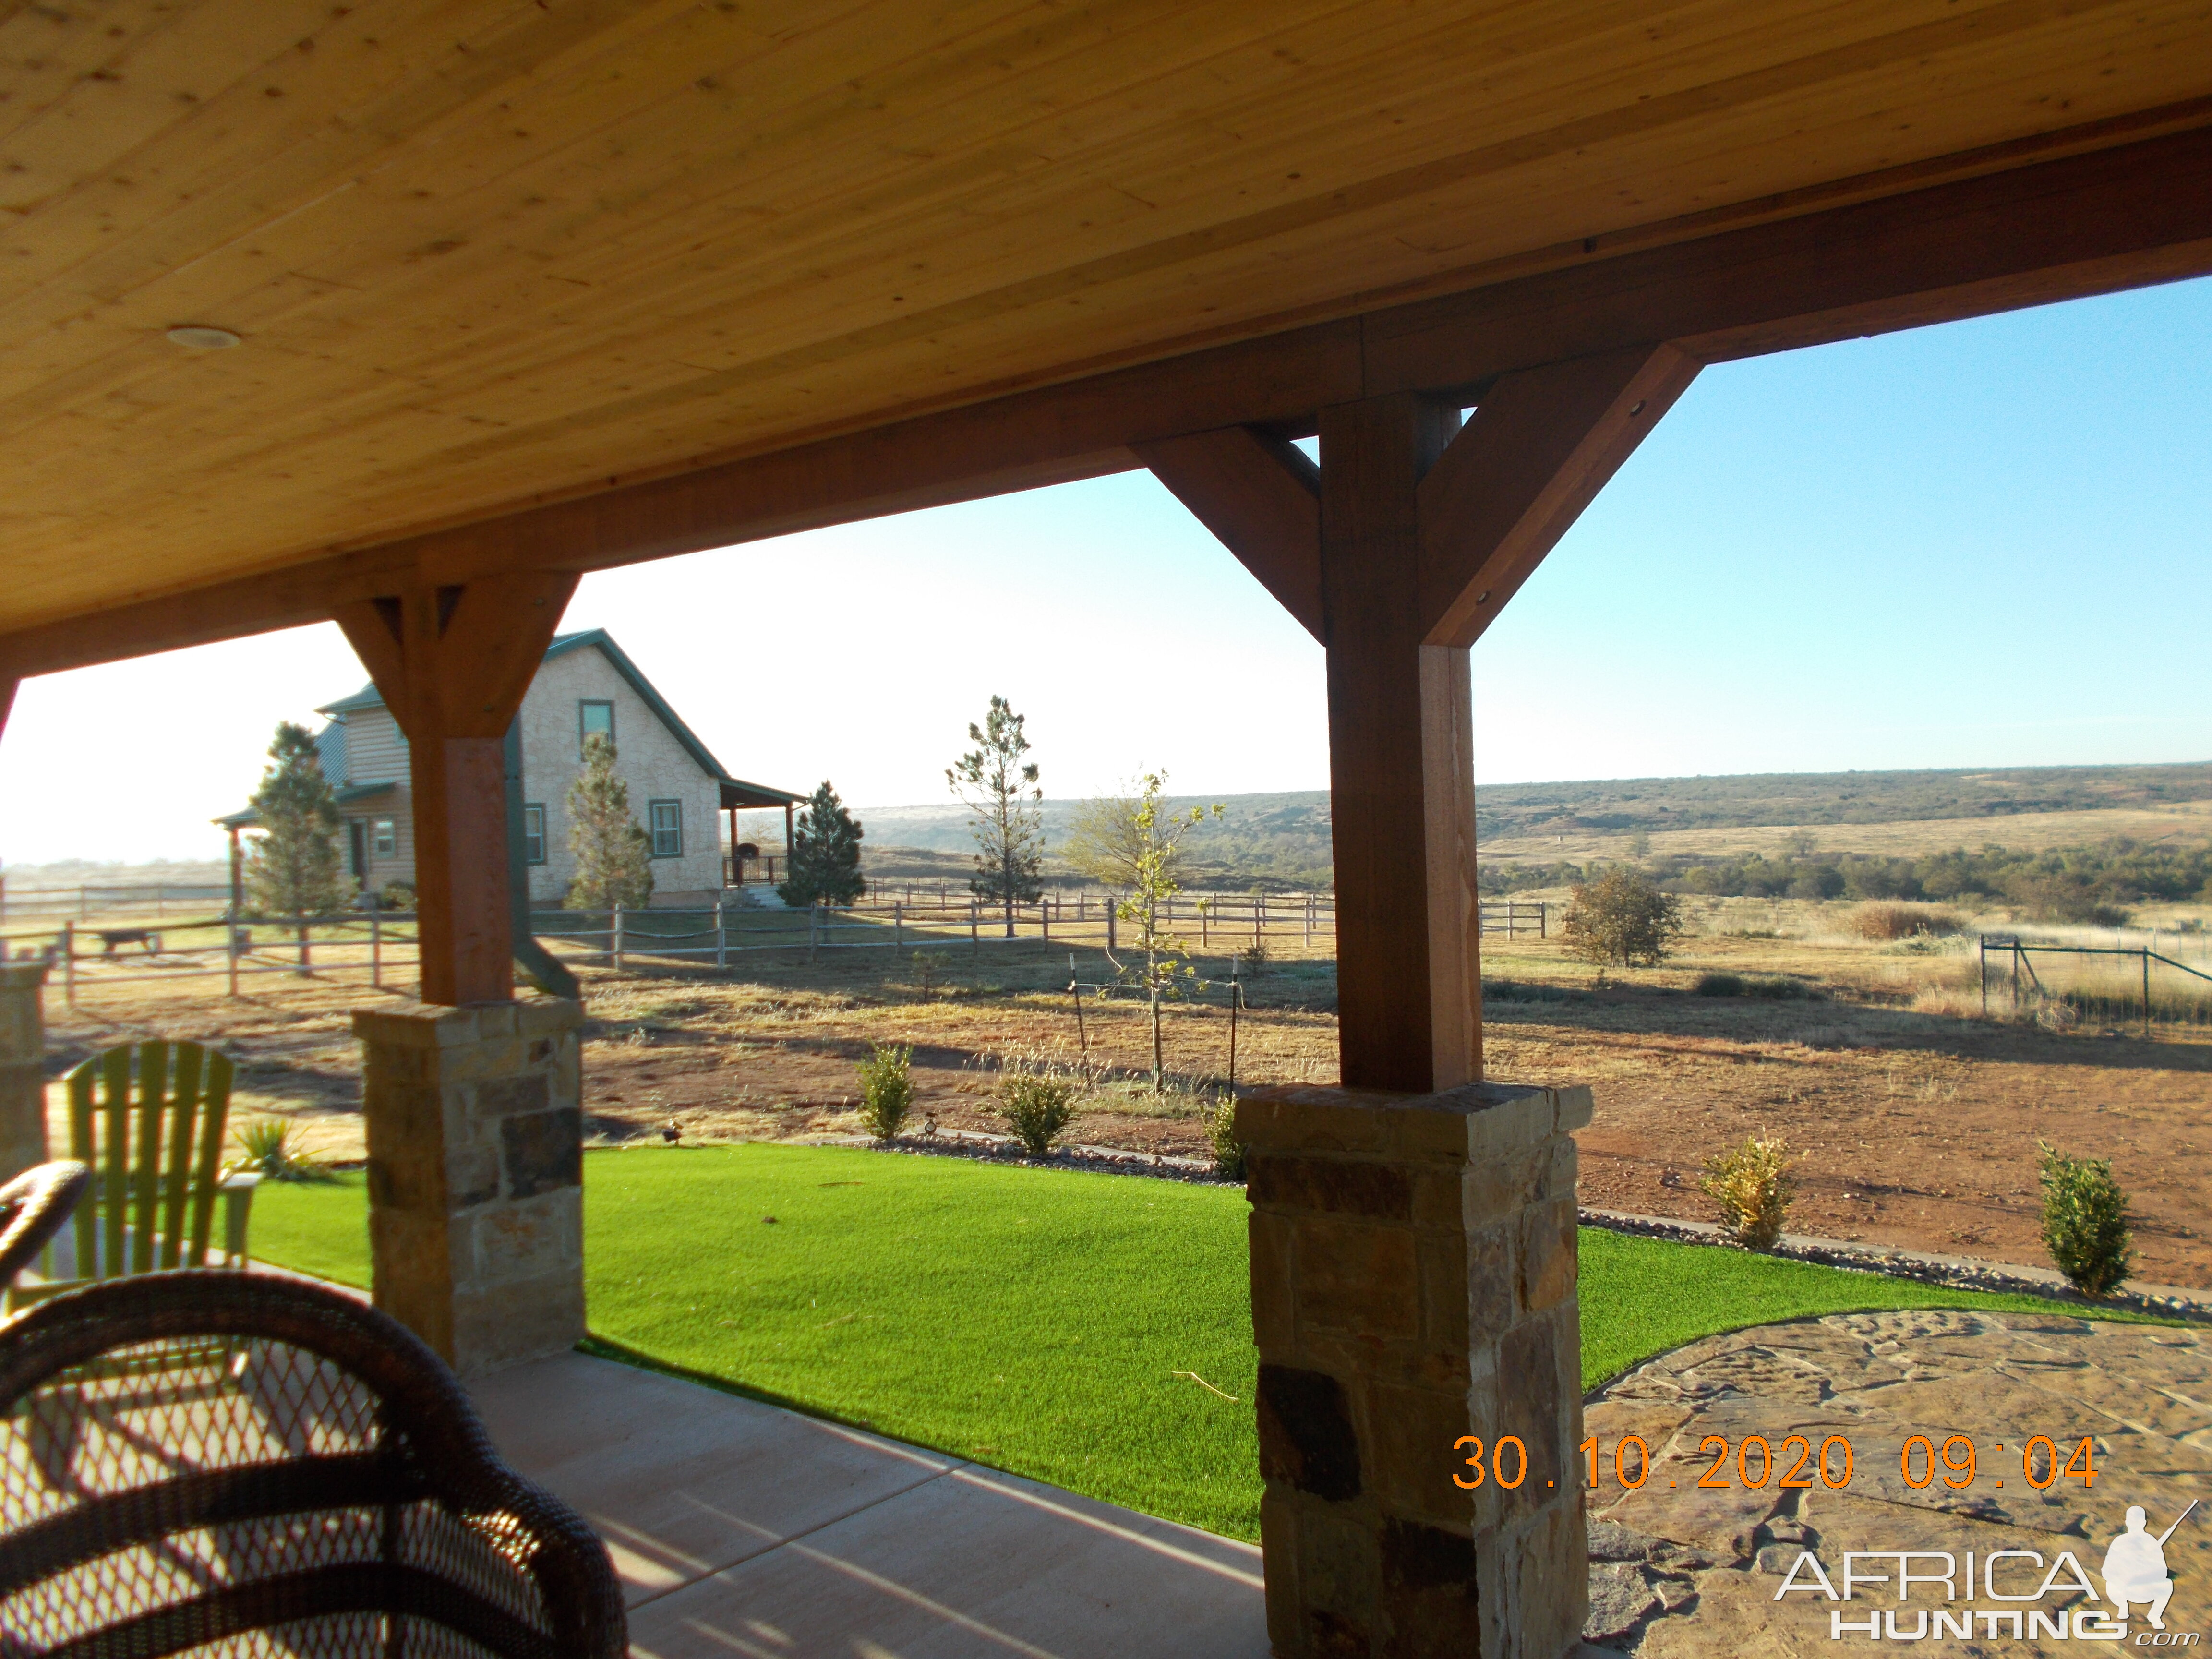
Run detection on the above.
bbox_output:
[26,882,2212,1292]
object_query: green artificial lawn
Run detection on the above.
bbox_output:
[250,1145,2162,1541]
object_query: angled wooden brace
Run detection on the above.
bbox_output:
[1418,345,1701,646]
[1133,427,1323,642]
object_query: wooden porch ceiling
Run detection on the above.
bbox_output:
[6,1,2212,669]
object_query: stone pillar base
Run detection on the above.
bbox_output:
[356,996,585,1376]
[0,963,50,1184]
[1236,1080,1594,1659]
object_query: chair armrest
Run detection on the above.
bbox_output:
[218,1172,261,1266]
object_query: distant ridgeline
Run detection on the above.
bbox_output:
[854,761,2212,901]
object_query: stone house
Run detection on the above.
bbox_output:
[222,629,798,905]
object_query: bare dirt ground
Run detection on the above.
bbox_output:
[33,899,2212,1289]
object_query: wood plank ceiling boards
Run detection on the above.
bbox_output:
[1,2,2210,676]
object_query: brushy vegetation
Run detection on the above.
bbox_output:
[2036,1140,2135,1295]
[1699,1135,1797,1249]
[1851,902,1965,940]
[1202,1095,1247,1181]
[1483,836,2212,926]
[1692,971,1822,1000]
[855,1043,914,1142]
[1561,868,1684,968]
[909,950,952,999]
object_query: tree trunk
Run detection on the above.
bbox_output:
[1150,985,1164,1092]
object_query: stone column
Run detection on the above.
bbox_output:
[355,996,585,1376]
[1238,1080,1593,1659]
[0,962,50,1183]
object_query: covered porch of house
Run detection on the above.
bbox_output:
[721,779,805,893]
[3,9,2212,1652]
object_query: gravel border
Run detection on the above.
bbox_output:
[804,1127,1242,1184]
[1579,1205,2212,1322]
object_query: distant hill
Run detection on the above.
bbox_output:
[855,761,2212,892]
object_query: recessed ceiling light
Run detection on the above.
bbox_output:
[166,325,241,349]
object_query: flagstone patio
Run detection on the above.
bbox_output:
[1578,1310,2212,1657]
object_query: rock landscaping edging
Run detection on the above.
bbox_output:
[804,1126,1240,1184]
[1579,1206,2212,1323]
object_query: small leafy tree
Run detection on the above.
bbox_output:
[1101,772,1224,1091]
[998,1066,1078,1157]
[243,722,350,918]
[565,734,654,910]
[2037,1141,2134,1296]
[855,1043,914,1142]
[779,780,866,908]
[948,696,1043,937]
[1562,867,1685,967]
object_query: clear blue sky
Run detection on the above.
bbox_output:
[4,276,2208,866]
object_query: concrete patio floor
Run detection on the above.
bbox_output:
[468,1350,1273,1658]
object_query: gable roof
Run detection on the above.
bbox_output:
[314,628,802,805]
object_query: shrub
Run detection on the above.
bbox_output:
[1561,868,1685,968]
[1694,972,1746,997]
[855,1043,914,1142]
[2036,1141,2133,1296]
[1203,1095,1247,1180]
[1694,971,1818,1000]
[910,950,952,999]
[998,1069,1078,1158]
[378,882,416,911]
[1698,1135,1795,1248]
[1851,902,1964,941]
[233,1118,323,1181]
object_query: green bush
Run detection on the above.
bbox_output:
[998,1070,1078,1158]
[378,882,415,911]
[2036,1141,2134,1296]
[855,1043,914,1143]
[1698,1135,1796,1249]
[1203,1095,1247,1181]
[1694,972,1746,997]
[1695,972,1817,1000]
[1562,868,1685,968]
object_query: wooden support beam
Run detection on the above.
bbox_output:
[1134,429,1323,641]
[1320,395,1481,1094]
[1418,345,1701,647]
[0,679,14,743]
[337,573,577,1006]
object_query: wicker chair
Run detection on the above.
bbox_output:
[0,1271,626,1657]
[0,1163,89,1288]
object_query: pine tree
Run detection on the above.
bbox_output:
[565,734,654,910]
[947,695,1043,936]
[243,722,350,918]
[779,781,866,907]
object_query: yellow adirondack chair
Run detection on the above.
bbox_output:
[6,1040,259,1311]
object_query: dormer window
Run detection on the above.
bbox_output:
[579,699,614,756]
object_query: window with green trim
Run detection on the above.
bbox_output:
[648,800,682,858]
[372,819,397,856]
[579,699,614,757]
[523,805,546,864]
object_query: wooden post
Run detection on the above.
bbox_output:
[970,899,979,954]
[894,900,903,952]
[1145,348,1692,1092]
[612,902,625,971]
[227,826,244,921]
[227,914,241,998]
[336,573,576,1006]
[1041,898,1050,944]
[1107,897,1117,953]
[60,920,74,1010]
[370,907,383,989]
[715,891,728,969]
[2143,946,2152,1039]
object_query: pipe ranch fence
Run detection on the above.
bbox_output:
[2,912,422,1005]
[0,882,232,923]
[537,892,1547,966]
[1978,933,2212,1035]
[0,889,1553,999]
